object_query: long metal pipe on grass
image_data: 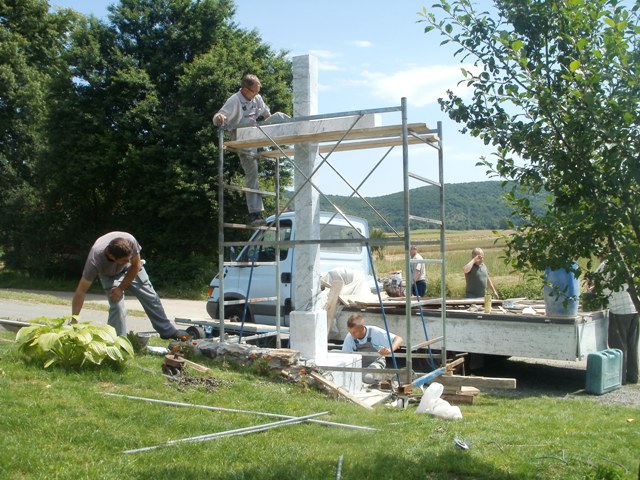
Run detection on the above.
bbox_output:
[102,392,377,431]
[122,411,329,454]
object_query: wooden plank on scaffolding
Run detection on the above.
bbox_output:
[412,337,444,350]
[259,133,439,157]
[225,123,430,150]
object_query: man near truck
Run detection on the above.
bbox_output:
[71,232,188,340]
[464,247,499,299]
[594,260,639,384]
[341,313,403,384]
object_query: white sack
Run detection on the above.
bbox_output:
[415,382,462,420]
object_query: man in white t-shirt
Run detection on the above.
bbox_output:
[595,260,638,384]
[410,245,427,297]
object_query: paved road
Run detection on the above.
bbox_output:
[0,288,209,334]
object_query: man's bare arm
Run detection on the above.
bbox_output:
[72,277,93,317]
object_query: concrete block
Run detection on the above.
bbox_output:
[289,310,327,361]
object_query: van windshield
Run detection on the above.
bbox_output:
[237,220,292,262]
[320,224,363,254]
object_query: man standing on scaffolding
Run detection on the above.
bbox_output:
[213,74,272,226]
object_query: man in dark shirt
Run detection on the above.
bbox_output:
[72,232,187,339]
[463,247,499,299]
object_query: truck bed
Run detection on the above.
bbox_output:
[331,302,608,361]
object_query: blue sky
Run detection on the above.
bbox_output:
[50,0,496,196]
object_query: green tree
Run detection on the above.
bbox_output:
[420,0,640,309]
[3,0,292,285]
[0,0,78,272]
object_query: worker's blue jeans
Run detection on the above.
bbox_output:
[99,266,177,338]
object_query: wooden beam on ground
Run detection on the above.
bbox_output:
[183,359,211,373]
[435,374,516,389]
[309,372,374,411]
[442,385,481,404]
[443,386,480,395]
[441,390,478,405]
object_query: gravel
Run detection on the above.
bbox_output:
[474,356,640,408]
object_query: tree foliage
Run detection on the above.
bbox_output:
[0,0,78,272]
[421,0,640,309]
[0,0,292,286]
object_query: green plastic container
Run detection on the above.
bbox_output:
[585,348,623,395]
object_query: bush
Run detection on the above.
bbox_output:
[16,317,134,370]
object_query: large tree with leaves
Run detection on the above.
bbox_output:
[0,0,78,273]
[421,0,640,309]
[2,0,292,285]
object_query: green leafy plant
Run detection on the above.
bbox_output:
[15,317,134,370]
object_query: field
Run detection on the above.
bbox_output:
[373,229,544,300]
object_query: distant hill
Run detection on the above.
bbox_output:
[315,181,546,231]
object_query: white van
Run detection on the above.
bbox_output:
[206,211,372,326]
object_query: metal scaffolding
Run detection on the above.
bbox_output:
[216,97,447,383]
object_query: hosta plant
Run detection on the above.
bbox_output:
[16,317,134,370]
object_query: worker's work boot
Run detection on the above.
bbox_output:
[249,212,266,226]
[161,329,191,341]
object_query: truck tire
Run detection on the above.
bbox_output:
[226,305,253,324]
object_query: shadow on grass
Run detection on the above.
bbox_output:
[128,450,524,480]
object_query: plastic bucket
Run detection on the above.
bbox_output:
[544,266,580,317]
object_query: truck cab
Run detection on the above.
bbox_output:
[206,211,372,326]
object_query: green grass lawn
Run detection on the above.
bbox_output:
[1,331,637,480]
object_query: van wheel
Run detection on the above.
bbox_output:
[226,305,252,324]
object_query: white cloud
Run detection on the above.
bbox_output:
[309,49,343,72]
[361,64,482,107]
[352,40,373,48]
[309,49,339,59]
[318,62,342,72]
